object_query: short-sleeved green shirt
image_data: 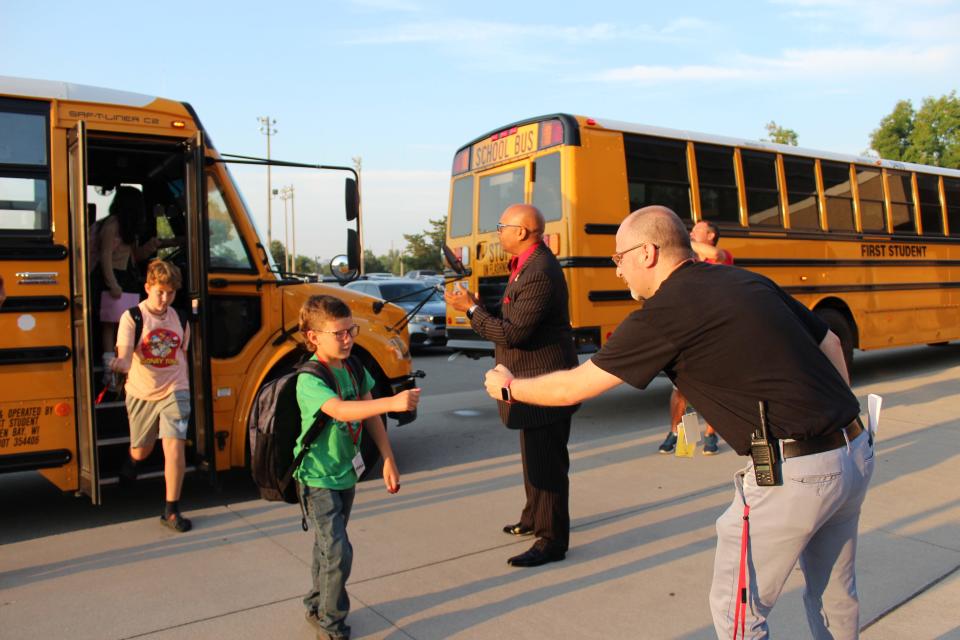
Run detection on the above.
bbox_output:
[293,356,375,489]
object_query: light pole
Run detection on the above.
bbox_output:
[279,185,295,272]
[257,116,277,248]
[352,155,364,274]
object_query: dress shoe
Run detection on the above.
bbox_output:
[507,541,566,567]
[502,522,534,536]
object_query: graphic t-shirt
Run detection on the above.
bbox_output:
[294,356,375,490]
[117,302,191,401]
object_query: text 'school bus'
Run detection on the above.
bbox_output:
[0,77,417,503]
[444,114,960,369]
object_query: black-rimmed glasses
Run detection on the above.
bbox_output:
[612,241,657,267]
[317,324,360,340]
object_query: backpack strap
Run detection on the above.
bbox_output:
[128,305,189,347]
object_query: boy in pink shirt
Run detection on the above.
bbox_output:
[111,260,192,532]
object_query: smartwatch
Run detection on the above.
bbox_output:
[500,381,513,403]
[466,304,478,319]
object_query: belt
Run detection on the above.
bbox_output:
[781,418,863,460]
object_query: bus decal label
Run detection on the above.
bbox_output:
[860,244,928,258]
[473,124,538,170]
[0,405,42,448]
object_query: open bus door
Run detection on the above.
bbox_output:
[183,131,214,480]
[67,121,99,503]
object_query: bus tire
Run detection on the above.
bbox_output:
[815,307,854,375]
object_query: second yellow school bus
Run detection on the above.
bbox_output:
[444,114,960,368]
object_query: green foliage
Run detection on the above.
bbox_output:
[363,249,388,274]
[269,240,286,269]
[763,121,799,146]
[401,217,446,272]
[870,92,960,168]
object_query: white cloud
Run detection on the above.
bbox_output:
[589,44,959,85]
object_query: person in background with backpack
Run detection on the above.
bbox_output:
[296,295,419,640]
[110,259,192,533]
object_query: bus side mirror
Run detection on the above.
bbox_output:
[345,178,359,222]
[443,244,466,275]
[330,254,357,284]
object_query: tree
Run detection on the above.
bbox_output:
[363,249,388,273]
[870,92,960,167]
[763,121,798,146]
[269,240,286,270]
[402,217,446,272]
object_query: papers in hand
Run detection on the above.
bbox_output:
[867,393,882,437]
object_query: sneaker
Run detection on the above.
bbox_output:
[160,511,192,533]
[703,433,719,456]
[658,432,678,454]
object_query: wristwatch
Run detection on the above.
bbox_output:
[466,304,478,319]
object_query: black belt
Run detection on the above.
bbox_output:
[781,418,863,460]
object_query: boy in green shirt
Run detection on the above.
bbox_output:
[295,295,420,640]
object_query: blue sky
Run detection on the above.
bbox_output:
[2,0,958,260]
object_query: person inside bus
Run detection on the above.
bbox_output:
[483,206,871,639]
[110,259,192,532]
[658,220,733,456]
[94,186,159,382]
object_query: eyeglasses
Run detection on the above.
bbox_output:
[496,222,526,233]
[611,241,658,267]
[316,324,360,340]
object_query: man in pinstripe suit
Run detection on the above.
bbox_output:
[446,203,579,567]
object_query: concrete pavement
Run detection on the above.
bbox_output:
[1,345,959,639]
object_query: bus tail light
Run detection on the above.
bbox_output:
[543,233,560,254]
[452,148,470,175]
[539,119,564,149]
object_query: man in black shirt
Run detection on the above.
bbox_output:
[483,206,874,638]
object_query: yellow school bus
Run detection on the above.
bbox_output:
[444,114,960,368]
[0,77,416,503]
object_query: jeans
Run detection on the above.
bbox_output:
[710,428,874,639]
[302,485,355,639]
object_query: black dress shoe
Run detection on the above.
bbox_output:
[507,542,566,567]
[502,522,534,536]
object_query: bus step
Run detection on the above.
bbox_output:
[98,436,130,446]
[99,465,196,486]
[95,400,126,410]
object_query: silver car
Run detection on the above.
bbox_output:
[345,278,446,348]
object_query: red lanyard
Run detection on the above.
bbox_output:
[733,503,750,640]
[316,359,362,446]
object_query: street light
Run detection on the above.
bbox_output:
[279,185,295,272]
[257,116,277,248]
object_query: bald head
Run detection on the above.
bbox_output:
[502,204,545,237]
[620,206,694,263]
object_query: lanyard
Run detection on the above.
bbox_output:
[733,503,750,640]
[316,358,362,446]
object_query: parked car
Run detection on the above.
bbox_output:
[362,272,395,280]
[345,278,446,348]
[405,269,439,279]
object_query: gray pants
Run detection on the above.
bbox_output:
[710,429,874,639]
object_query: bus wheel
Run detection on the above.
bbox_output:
[357,354,390,481]
[815,308,854,374]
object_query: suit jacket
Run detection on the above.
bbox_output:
[470,242,579,429]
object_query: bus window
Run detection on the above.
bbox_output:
[449,176,473,238]
[945,178,960,235]
[0,105,49,233]
[207,176,254,270]
[624,135,692,219]
[917,174,943,235]
[856,166,886,233]
[783,156,820,230]
[742,150,783,228]
[821,161,856,232]
[478,167,524,232]
[887,170,916,234]
[695,144,739,224]
[532,152,562,222]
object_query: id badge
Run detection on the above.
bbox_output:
[351,451,365,478]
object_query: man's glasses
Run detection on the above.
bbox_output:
[496,222,526,233]
[611,241,657,267]
[317,324,360,340]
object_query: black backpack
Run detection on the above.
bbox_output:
[247,354,363,509]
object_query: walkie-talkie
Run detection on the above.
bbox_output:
[750,400,781,486]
